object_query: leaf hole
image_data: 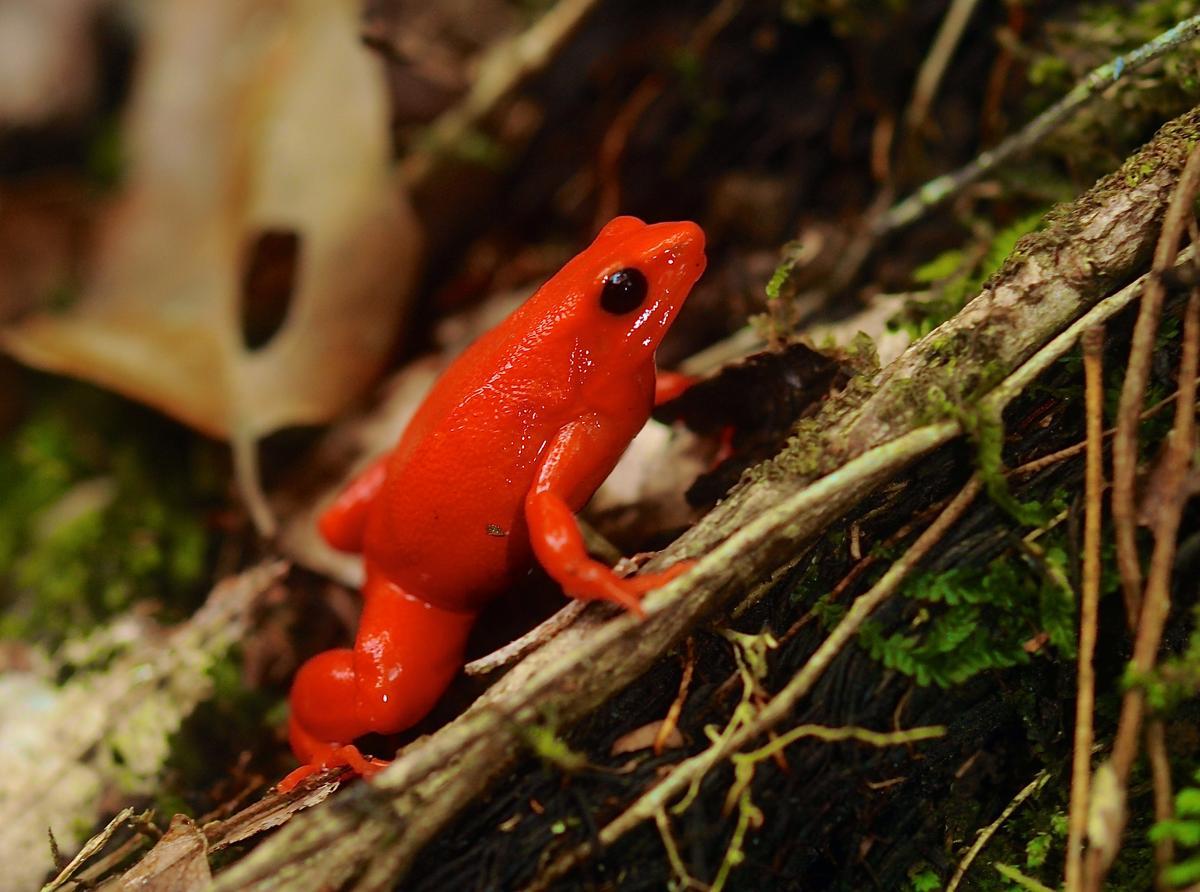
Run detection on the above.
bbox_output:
[240,228,300,349]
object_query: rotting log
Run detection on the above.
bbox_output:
[206,104,1200,890]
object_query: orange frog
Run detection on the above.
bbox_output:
[280,216,706,790]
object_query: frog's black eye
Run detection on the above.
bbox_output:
[599,267,648,315]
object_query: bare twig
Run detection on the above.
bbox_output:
[214,251,1200,892]
[980,248,1195,417]
[841,110,1200,459]
[525,250,1195,885]
[464,601,588,676]
[947,772,1050,892]
[903,0,982,134]
[876,15,1200,236]
[401,0,602,187]
[42,808,141,892]
[1010,376,1200,480]
[1148,719,1176,889]
[655,808,704,891]
[1065,326,1104,891]
[655,638,695,755]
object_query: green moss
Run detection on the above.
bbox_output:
[1126,159,1159,187]
[1024,811,1067,869]
[518,720,590,774]
[904,863,941,892]
[761,240,808,341]
[165,646,282,800]
[963,404,1053,528]
[1137,606,1200,711]
[0,383,218,646]
[774,418,832,477]
[743,373,880,489]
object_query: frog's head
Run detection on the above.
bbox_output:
[533,216,706,370]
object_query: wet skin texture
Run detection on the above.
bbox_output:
[280,217,706,791]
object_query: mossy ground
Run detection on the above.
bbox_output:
[0,375,220,647]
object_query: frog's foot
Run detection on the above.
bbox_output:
[562,558,696,617]
[278,647,390,793]
[277,713,389,793]
[527,486,695,617]
[653,369,700,406]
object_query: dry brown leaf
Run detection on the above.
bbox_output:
[610,720,683,756]
[1,0,422,534]
[204,773,341,853]
[105,815,211,892]
[0,0,101,127]
[1087,760,1126,871]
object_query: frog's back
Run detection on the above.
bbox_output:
[363,310,578,610]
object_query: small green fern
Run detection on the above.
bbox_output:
[858,547,1075,689]
[1150,770,1200,886]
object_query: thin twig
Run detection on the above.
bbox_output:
[528,249,1196,891]
[946,772,1050,892]
[41,808,140,892]
[1113,142,1200,626]
[1148,719,1175,889]
[401,0,603,187]
[980,247,1195,416]
[655,808,704,891]
[1065,326,1104,891]
[213,111,1200,888]
[655,638,695,755]
[876,15,1200,236]
[465,601,588,676]
[1011,376,1200,480]
[903,0,982,134]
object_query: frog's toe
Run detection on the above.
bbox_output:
[277,715,390,793]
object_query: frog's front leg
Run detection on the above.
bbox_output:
[525,418,693,615]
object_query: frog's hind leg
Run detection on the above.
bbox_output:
[279,574,476,791]
[283,648,390,789]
